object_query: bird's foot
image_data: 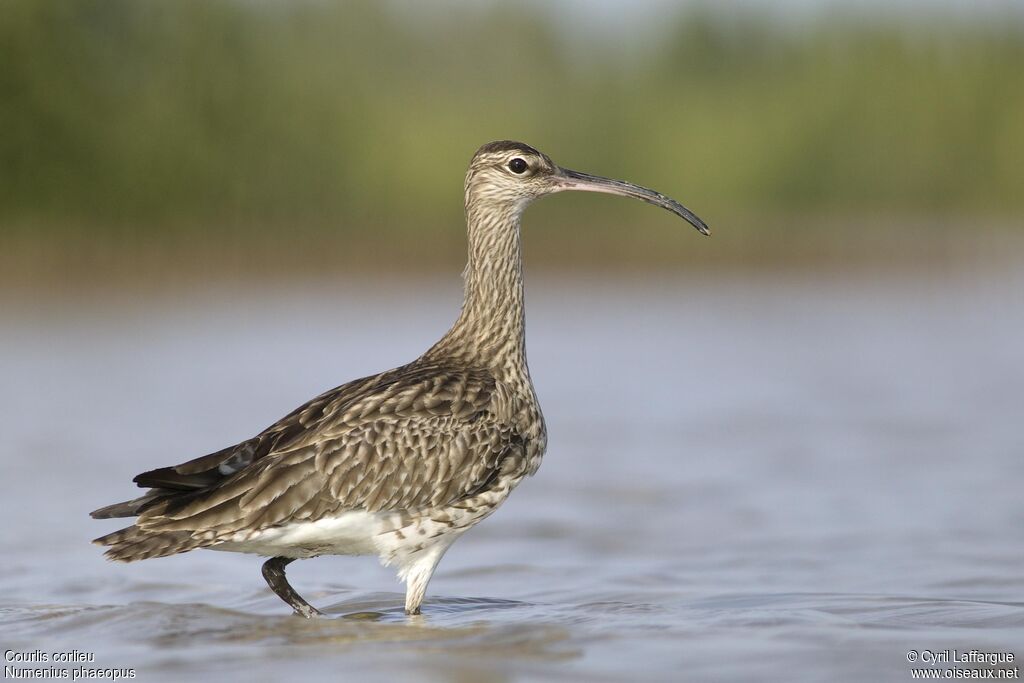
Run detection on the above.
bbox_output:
[293,603,325,619]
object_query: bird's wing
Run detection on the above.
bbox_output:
[125,373,383,493]
[120,362,527,538]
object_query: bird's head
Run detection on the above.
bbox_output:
[465,140,710,236]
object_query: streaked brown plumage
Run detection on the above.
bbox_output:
[92,140,709,617]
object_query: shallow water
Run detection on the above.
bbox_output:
[2,268,1023,681]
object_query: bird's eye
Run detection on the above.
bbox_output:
[508,158,528,174]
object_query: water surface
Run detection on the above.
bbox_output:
[2,268,1022,681]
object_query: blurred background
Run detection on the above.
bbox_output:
[2,0,1022,287]
[2,2,1023,681]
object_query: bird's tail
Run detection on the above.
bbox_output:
[92,525,207,562]
[89,490,170,520]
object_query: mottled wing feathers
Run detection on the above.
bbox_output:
[128,377,368,493]
[139,418,521,540]
[94,361,524,550]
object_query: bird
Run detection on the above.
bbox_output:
[91,140,709,617]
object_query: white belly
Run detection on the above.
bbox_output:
[211,510,390,559]
[206,478,516,575]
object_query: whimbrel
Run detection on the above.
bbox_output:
[91,141,709,617]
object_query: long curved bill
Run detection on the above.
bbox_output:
[554,168,710,236]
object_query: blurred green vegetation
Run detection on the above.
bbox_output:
[1,1,1022,279]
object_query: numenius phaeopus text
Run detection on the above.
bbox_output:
[92,141,709,617]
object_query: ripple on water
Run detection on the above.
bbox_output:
[3,587,1023,682]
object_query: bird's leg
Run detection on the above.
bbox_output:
[405,584,426,616]
[262,557,324,618]
[402,545,450,616]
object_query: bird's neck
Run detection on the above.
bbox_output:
[435,197,527,368]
